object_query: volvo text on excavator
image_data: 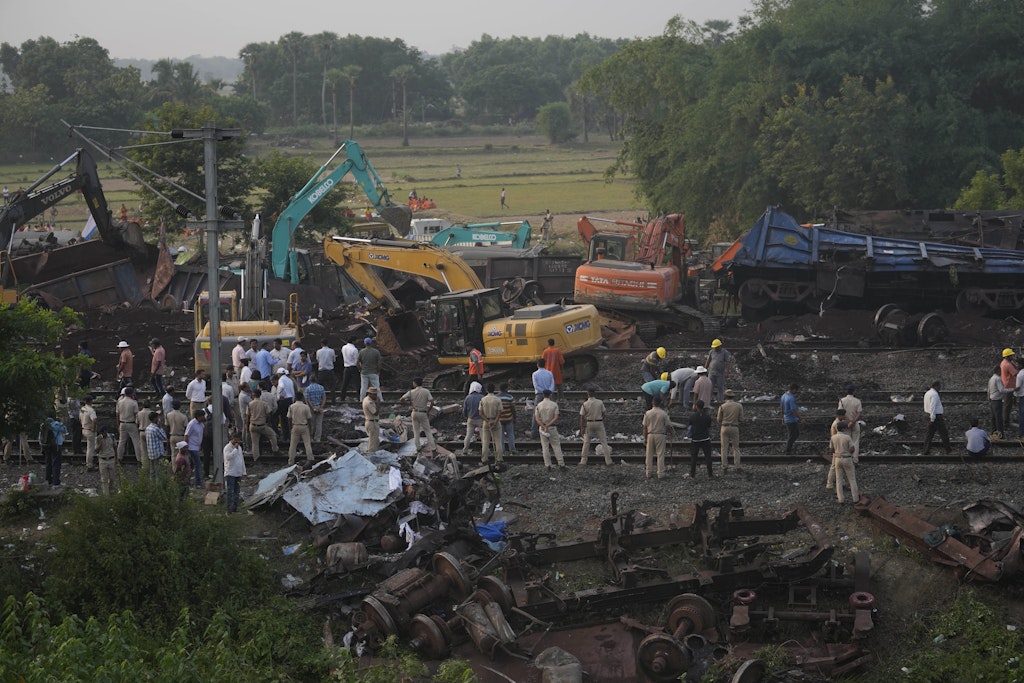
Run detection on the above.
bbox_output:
[271,140,413,284]
[0,148,149,303]
[323,236,602,387]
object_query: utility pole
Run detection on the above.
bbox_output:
[173,121,241,481]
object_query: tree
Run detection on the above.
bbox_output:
[340,65,362,139]
[279,32,305,127]
[326,68,343,145]
[391,65,414,146]
[313,31,338,133]
[251,152,350,237]
[536,102,577,143]
[0,300,86,440]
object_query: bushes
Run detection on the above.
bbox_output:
[44,478,270,632]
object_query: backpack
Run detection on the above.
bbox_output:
[39,421,55,448]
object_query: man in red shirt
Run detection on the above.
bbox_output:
[467,344,484,394]
[541,338,565,400]
[1001,348,1018,430]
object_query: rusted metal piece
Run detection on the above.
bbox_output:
[856,494,1024,582]
[636,633,690,683]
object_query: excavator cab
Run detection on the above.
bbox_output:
[432,289,506,358]
[588,233,632,261]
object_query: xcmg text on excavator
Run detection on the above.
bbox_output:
[323,236,602,386]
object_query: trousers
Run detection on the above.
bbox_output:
[411,412,436,452]
[645,434,667,478]
[719,425,740,466]
[539,426,564,467]
[834,456,859,502]
[580,422,611,464]
[288,424,313,464]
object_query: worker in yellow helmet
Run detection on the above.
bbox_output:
[641,347,667,383]
[705,339,738,405]
[999,347,1017,430]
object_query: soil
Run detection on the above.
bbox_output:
[6,277,1024,680]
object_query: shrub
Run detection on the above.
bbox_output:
[44,478,271,632]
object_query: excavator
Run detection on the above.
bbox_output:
[424,220,533,250]
[323,236,602,387]
[0,148,149,303]
[574,214,716,334]
[271,140,413,284]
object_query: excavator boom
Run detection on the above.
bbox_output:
[270,140,412,283]
[432,220,533,249]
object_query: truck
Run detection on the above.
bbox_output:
[271,140,413,284]
[715,205,1024,320]
[322,236,602,386]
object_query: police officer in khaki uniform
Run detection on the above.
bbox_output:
[478,383,505,463]
[830,421,858,503]
[716,389,743,469]
[534,390,565,470]
[642,395,674,479]
[363,387,381,452]
[400,377,436,453]
[287,392,314,465]
[116,387,142,464]
[579,387,612,465]
[247,392,279,461]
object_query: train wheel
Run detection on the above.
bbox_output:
[737,279,770,310]
[956,289,988,315]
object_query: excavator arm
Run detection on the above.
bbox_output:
[637,214,688,266]
[0,149,127,254]
[322,236,484,314]
[432,220,532,249]
[271,140,412,283]
[577,215,643,248]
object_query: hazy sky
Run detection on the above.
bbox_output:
[0,0,754,60]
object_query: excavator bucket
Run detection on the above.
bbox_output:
[373,310,429,355]
[379,205,413,234]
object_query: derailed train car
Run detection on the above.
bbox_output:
[715,206,1024,320]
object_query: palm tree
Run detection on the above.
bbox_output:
[390,65,414,147]
[340,65,362,139]
[239,44,259,100]
[279,32,304,127]
[313,32,337,133]
[326,68,343,145]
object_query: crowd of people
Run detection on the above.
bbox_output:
[6,331,1021,511]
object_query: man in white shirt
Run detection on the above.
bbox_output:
[965,418,991,458]
[923,380,951,455]
[185,369,207,417]
[231,337,248,374]
[270,339,290,373]
[339,338,359,402]
[316,339,337,392]
[287,342,305,371]
[275,368,296,435]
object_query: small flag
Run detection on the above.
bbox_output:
[81,215,97,240]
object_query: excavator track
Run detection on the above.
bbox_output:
[667,303,723,332]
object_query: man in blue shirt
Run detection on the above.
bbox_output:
[781,383,801,454]
[305,380,326,442]
[255,342,275,381]
[530,359,555,438]
[641,378,675,410]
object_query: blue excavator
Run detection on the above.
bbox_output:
[428,220,533,249]
[270,140,412,283]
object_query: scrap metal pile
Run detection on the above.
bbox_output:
[248,451,877,682]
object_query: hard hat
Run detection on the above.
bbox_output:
[1002,348,1015,357]
[657,347,666,358]
[711,339,722,348]
[661,372,669,381]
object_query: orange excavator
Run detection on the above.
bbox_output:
[574,214,717,333]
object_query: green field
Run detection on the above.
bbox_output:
[0,135,643,252]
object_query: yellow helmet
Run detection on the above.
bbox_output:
[661,372,670,381]
[711,338,722,348]
[1003,348,1015,358]
[657,347,666,359]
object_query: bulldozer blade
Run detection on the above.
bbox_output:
[379,206,413,233]
[373,310,430,355]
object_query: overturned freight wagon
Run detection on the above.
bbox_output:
[717,206,1024,320]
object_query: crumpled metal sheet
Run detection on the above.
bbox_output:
[245,464,301,509]
[282,449,403,524]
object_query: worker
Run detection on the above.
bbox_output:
[837,384,863,457]
[687,399,714,480]
[363,387,381,453]
[530,358,555,438]
[462,381,484,455]
[825,408,849,491]
[497,383,517,455]
[467,344,484,394]
[579,386,612,466]
[965,418,992,458]
[922,380,951,455]
[534,389,565,470]
[641,377,674,410]
[781,383,802,455]
[690,366,712,410]
[716,389,743,469]
[641,347,667,383]
[1000,348,1017,433]
[642,395,674,479]
[669,367,697,406]
[988,366,1008,438]
[705,339,736,405]
[541,339,565,400]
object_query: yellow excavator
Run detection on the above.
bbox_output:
[323,236,602,387]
